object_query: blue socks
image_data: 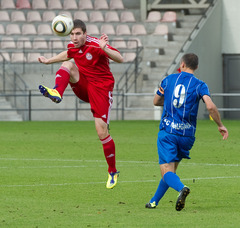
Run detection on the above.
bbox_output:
[163,171,184,192]
[150,179,169,204]
[150,172,184,205]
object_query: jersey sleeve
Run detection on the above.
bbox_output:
[156,77,167,96]
[199,82,211,98]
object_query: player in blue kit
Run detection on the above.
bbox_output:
[145,53,228,211]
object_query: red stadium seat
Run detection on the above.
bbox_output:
[16,0,31,9]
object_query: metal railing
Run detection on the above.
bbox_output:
[0,91,239,121]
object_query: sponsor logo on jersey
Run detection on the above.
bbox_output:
[101,114,106,118]
[86,52,92,60]
[79,49,83,53]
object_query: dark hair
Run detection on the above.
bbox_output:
[73,19,86,33]
[181,53,198,70]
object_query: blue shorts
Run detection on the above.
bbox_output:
[157,130,195,164]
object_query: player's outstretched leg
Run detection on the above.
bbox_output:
[176,186,190,211]
[39,85,62,103]
[106,171,119,189]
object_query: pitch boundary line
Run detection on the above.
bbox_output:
[0,176,239,188]
[0,158,239,167]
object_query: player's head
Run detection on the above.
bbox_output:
[180,53,198,71]
[73,19,86,33]
[70,19,87,47]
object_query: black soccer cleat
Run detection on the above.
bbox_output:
[145,201,157,209]
[176,186,190,211]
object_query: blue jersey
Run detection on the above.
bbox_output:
[157,71,210,137]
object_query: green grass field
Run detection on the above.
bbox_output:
[0,120,239,228]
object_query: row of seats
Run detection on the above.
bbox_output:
[0,36,142,50]
[1,0,124,10]
[0,52,137,63]
[0,10,137,23]
[0,9,177,23]
[0,23,170,36]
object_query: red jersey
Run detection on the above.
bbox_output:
[67,35,119,89]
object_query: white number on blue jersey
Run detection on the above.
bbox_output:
[173,84,186,108]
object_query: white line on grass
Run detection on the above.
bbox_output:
[0,176,239,188]
[0,158,239,167]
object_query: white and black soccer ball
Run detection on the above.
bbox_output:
[52,14,73,36]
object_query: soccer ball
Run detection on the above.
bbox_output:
[52,14,73,36]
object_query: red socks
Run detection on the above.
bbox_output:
[54,66,70,97]
[101,135,117,173]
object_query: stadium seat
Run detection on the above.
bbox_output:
[89,11,104,22]
[116,24,131,36]
[37,24,53,35]
[32,0,47,9]
[0,24,5,34]
[1,37,16,49]
[59,11,73,19]
[0,11,10,21]
[27,11,42,22]
[146,11,161,22]
[17,37,32,49]
[94,0,109,10]
[16,0,31,9]
[105,11,120,22]
[0,0,15,9]
[86,24,100,35]
[22,24,37,35]
[161,11,177,26]
[27,53,41,63]
[111,38,127,49]
[6,24,21,35]
[127,38,142,49]
[74,11,89,21]
[33,38,49,49]
[47,0,62,9]
[11,11,26,22]
[153,24,169,36]
[0,53,10,62]
[120,11,136,22]
[42,11,56,22]
[11,53,26,63]
[109,0,124,10]
[79,0,93,10]
[63,0,78,10]
[123,52,136,62]
[131,24,147,35]
[48,38,64,49]
[101,24,115,35]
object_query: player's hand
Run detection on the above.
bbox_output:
[218,125,228,140]
[99,33,108,50]
[38,56,50,64]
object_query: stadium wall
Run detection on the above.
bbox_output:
[183,0,223,119]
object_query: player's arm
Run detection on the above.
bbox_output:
[202,95,228,140]
[153,87,164,106]
[38,51,71,64]
[99,34,124,63]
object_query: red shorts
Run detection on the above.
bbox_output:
[69,76,113,124]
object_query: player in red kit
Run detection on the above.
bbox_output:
[38,20,124,189]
